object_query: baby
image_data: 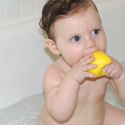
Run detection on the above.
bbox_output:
[39,0,125,125]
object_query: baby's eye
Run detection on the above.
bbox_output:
[91,29,100,36]
[71,36,80,42]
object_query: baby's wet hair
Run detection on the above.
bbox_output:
[39,0,98,41]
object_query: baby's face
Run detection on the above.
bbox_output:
[54,6,107,67]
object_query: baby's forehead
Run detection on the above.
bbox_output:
[54,12,83,29]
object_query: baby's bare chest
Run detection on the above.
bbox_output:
[77,77,109,103]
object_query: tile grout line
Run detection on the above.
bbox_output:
[2,0,6,25]
[18,0,21,21]
[33,0,35,17]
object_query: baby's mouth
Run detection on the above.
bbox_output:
[86,49,99,56]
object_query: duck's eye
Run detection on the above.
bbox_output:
[92,29,100,36]
[71,36,80,42]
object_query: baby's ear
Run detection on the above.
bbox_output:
[44,39,60,55]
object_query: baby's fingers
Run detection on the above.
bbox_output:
[82,64,97,78]
[103,63,116,77]
[84,72,96,78]
[80,57,95,66]
[82,64,97,71]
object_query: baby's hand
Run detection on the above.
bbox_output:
[69,53,97,84]
[103,57,124,79]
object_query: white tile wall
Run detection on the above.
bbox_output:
[0,0,3,7]
[0,0,46,27]
[3,0,19,6]
[4,4,20,24]
[20,1,34,20]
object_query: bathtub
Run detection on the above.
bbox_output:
[0,0,125,124]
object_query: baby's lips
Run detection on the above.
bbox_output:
[88,51,112,77]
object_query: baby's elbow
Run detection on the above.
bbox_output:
[52,114,70,123]
[49,107,71,123]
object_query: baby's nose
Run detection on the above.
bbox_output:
[84,38,96,49]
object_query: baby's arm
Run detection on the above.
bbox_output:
[110,69,125,101]
[103,57,125,101]
[43,54,96,122]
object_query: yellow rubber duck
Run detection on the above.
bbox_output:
[88,51,112,77]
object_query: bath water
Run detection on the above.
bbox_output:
[0,93,45,125]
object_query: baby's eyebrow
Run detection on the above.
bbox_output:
[99,17,102,24]
[93,25,102,28]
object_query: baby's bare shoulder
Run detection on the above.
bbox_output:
[43,57,65,94]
